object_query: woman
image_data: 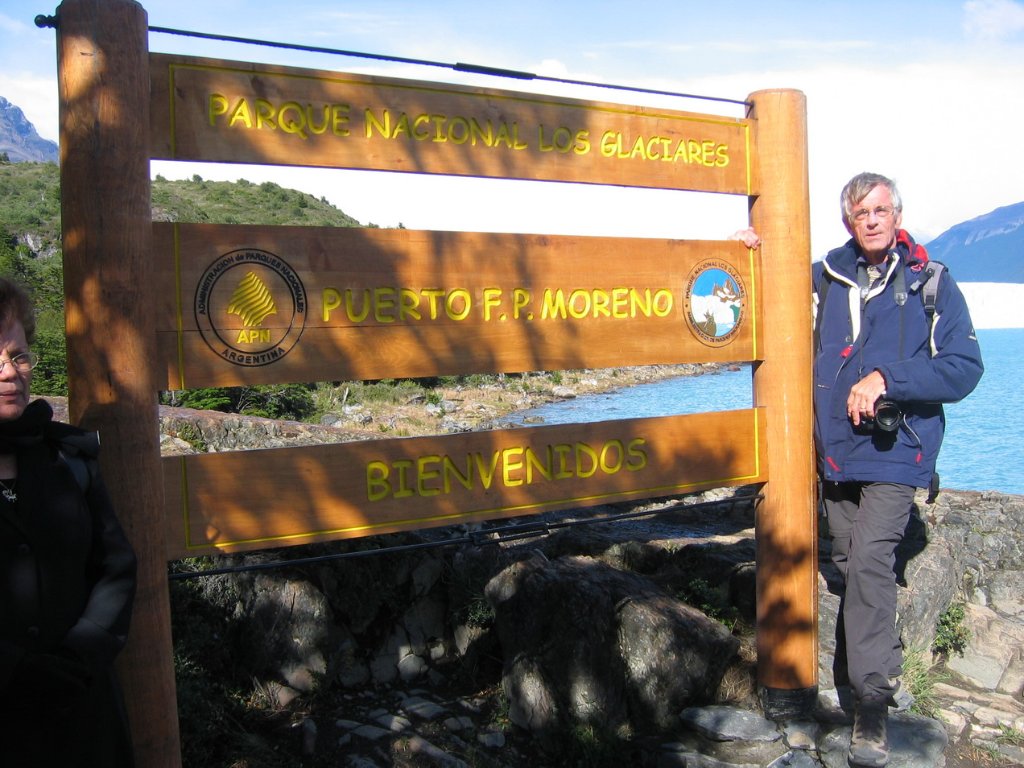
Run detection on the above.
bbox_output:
[0,276,137,767]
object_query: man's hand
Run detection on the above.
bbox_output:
[847,370,888,426]
[729,227,761,249]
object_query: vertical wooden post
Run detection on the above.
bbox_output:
[747,89,818,719]
[57,1,181,765]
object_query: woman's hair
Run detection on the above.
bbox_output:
[0,276,36,344]
[840,172,903,225]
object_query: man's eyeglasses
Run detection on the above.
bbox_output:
[0,352,38,374]
[851,205,896,223]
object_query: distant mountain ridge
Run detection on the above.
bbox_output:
[0,96,58,163]
[923,202,1023,283]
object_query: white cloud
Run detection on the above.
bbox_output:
[0,14,26,34]
[963,0,1024,40]
[0,72,58,142]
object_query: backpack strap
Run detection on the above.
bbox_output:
[909,261,945,356]
[910,261,944,321]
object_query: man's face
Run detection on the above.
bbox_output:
[0,320,32,423]
[845,184,903,262]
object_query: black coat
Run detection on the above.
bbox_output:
[0,400,137,767]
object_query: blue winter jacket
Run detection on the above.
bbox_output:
[812,230,983,488]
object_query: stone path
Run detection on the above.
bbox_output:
[298,680,1023,767]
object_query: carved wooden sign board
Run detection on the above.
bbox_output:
[148,53,765,557]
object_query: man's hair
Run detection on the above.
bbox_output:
[840,172,903,225]
[0,276,36,344]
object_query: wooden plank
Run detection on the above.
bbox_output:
[153,223,761,389]
[164,408,766,558]
[58,1,182,765]
[748,89,817,706]
[150,53,755,194]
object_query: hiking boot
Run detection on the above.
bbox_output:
[849,696,889,767]
[888,678,915,713]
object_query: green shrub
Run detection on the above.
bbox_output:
[933,603,970,657]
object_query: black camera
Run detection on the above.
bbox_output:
[871,399,902,432]
[853,398,902,434]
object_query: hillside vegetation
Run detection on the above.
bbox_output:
[0,159,366,408]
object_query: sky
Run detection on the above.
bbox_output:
[1,0,1024,258]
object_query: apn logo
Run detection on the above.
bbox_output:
[682,259,746,347]
[227,271,277,344]
[194,249,306,367]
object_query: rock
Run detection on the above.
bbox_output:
[231,572,334,692]
[401,695,448,721]
[477,731,506,748]
[677,705,787,765]
[680,704,782,743]
[486,553,739,736]
[818,712,947,768]
[658,743,759,767]
[370,625,408,685]
[401,735,468,767]
[768,751,820,768]
[946,603,1024,695]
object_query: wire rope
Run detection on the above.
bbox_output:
[140,24,751,108]
[168,494,761,580]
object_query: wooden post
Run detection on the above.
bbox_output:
[57,1,182,764]
[747,89,818,718]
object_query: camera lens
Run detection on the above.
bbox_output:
[874,399,901,432]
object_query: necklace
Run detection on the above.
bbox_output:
[0,478,16,503]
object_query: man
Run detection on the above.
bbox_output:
[736,172,983,767]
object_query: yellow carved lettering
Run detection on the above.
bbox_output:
[483,288,503,321]
[442,455,474,493]
[367,461,390,501]
[541,288,567,319]
[235,328,271,344]
[374,287,396,323]
[502,447,525,486]
[364,108,389,138]
[599,441,623,473]
[255,99,275,130]
[554,444,573,479]
[208,94,229,126]
[228,98,254,129]
[393,459,415,498]
[445,289,471,321]
[525,446,553,483]
[417,456,442,496]
[322,288,341,322]
[512,288,531,319]
[627,438,648,470]
[345,289,371,323]
[575,443,599,478]
[399,289,421,322]
[474,451,502,490]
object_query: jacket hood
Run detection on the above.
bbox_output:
[824,229,930,280]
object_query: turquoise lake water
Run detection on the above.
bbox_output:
[513,328,1021,495]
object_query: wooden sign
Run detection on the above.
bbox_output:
[163,408,766,558]
[153,223,761,389]
[150,53,755,194]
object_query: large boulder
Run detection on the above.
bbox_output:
[485,553,739,736]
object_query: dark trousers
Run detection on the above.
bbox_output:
[824,480,915,701]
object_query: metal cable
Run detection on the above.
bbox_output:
[145,25,750,108]
[168,493,762,580]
